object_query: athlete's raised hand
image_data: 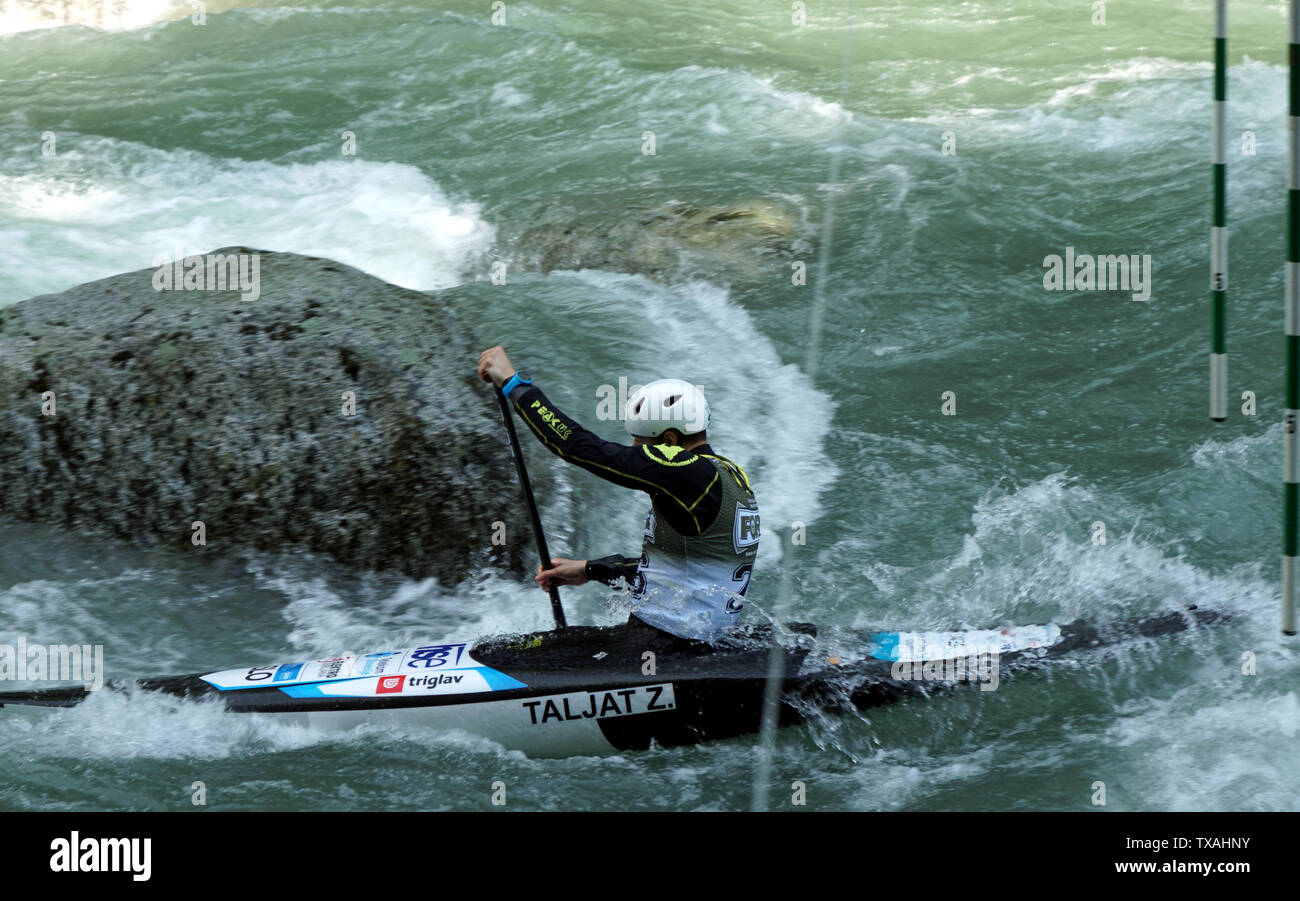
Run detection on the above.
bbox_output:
[477,345,516,388]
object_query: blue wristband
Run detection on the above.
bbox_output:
[501,370,533,398]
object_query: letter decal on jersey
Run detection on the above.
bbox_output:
[734,502,761,552]
[728,562,753,611]
[631,551,649,600]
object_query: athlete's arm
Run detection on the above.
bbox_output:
[508,383,659,487]
[475,346,722,535]
[507,382,722,535]
[584,554,639,587]
[479,347,646,482]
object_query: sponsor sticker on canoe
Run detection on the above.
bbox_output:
[869,624,1062,663]
[305,656,353,681]
[199,643,527,696]
[354,651,404,676]
[375,675,405,694]
[273,663,303,682]
[405,644,466,669]
[522,683,676,725]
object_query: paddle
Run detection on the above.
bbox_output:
[495,388,568,629]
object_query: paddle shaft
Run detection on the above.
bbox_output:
[495,387,567,629]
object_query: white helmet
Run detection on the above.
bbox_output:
[625,378,711,438]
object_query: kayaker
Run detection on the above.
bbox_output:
[476,346,761,643]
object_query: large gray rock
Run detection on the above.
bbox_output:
[0,247,541,583]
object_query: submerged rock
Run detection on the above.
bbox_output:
[514,198,801,283]
[0,247,545,583]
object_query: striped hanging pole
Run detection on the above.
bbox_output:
[1211,0,1228,422]
[1285,1,1300,636]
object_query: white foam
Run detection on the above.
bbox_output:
[0,687,327,760]
[558,270,839,540]
[1190,422,1279,470]
[238,549,568,659]
[854,470,1274,631]
[0,0,200,35]
[490,82,532,108]
[1101,690,1300,810]
[1,137,495,305]
[845,746,997,810]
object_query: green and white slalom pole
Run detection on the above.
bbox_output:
[1211,0,1228,422]
[1285,1,1300,636]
